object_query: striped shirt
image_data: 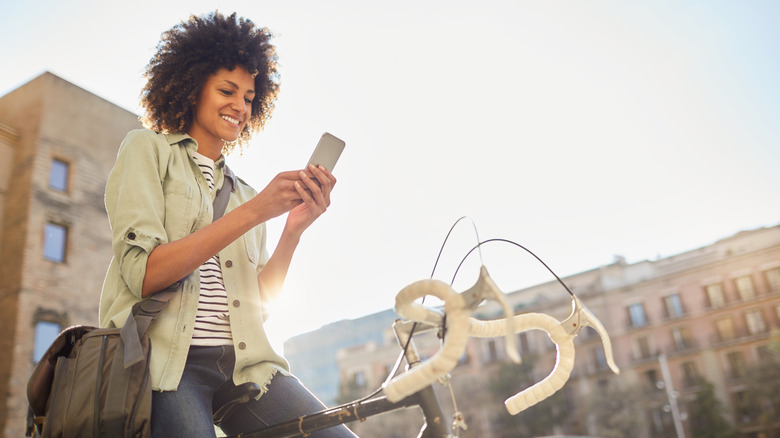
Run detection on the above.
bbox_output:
[191,152,232,346]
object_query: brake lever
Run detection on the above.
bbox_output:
[560,296,620,374]
[469,294,619,414]
[461,266,520,363]
[502,296,619,414]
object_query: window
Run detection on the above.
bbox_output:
[352,371,366,388]
[745,310,766,335]
[735,275,756,301]
[485,339,498,363]
[49,158,69,191]
[765,268,780,292]
[715,317,736,342]
[725,351,745,379]
[650,407,674,435]
[671,326,694,351]
[733,390,754,424]
[43,223,67,262]
[705,283,725,308]
[644,369,660,391]
[681,361,699,387]
[591,346,607,371]
[664,293,684,318]
[516,332,531,355]
[628,303,647,327]
[636,335,652,359]
[33,321,61,362]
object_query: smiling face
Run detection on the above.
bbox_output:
[188,66,256,158]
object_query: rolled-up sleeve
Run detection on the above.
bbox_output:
[105,130,170,298]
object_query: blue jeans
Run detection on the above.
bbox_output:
[151,345,357,437]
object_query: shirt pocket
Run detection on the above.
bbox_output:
[162,180,194,241]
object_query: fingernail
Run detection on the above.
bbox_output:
[299,170,307,178]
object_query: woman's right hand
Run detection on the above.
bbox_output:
[249,170,306,220]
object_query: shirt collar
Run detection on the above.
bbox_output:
[164,132,193,147]
[165,132,235,192]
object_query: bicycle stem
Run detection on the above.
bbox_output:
[394,320,453,438]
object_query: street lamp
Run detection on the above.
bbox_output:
[658,353,686,438]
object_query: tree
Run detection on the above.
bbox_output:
[487,355,570,437]
[586,382,645,438]
[740,331,780,438]
[687,377,739,438]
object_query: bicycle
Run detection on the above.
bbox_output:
[219,221,620,438]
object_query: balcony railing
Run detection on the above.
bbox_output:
[710,325,772,347]
[666,338,699,355]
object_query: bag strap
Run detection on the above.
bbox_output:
[120,166,235,367]
[213,163,235,221]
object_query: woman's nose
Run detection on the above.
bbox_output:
[232,96,248,112]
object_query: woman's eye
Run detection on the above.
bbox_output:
[244,98,253,104]
[220,90,233,96]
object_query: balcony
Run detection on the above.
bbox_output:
[666,338,699,356]
[710,325,772,348]
[629,350,662,366]
[625,318,651,331]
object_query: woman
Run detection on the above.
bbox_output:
[99,11,356,437]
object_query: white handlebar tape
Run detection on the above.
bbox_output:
[470,313,575,414]
[383,279,471,403]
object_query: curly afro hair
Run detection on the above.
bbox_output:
[140,11,279,154]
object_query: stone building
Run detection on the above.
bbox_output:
[331,224,780,437]
[0,72,140,437]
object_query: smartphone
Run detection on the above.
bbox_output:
[307,132,345,172]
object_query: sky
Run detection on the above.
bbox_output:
[2,0,779,352]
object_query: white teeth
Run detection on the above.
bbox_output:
[222,115,239,124]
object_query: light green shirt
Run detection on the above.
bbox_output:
[100,129,290,393]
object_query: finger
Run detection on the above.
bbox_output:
[299,169,326,195]
[309,164,337,186]
[295,182,328,218]
[278,170,304,180]
[308,165,335,202]
[294,181,315,204]
[299,175,327,209]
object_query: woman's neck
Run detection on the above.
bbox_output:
[188,132,223,161]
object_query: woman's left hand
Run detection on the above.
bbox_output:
[284,164,336,236]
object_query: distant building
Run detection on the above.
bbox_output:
[0,72,141,437]
[299,224,780,437]
[283,309,399,406]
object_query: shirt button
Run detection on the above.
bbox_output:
[233,300,240,307]
[238,342,246,350]
[127,232,136,240]
[225,260,233,268]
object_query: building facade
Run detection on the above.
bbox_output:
[0,72,140,437]
[283,309,399,406]
[326,225,780,437]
